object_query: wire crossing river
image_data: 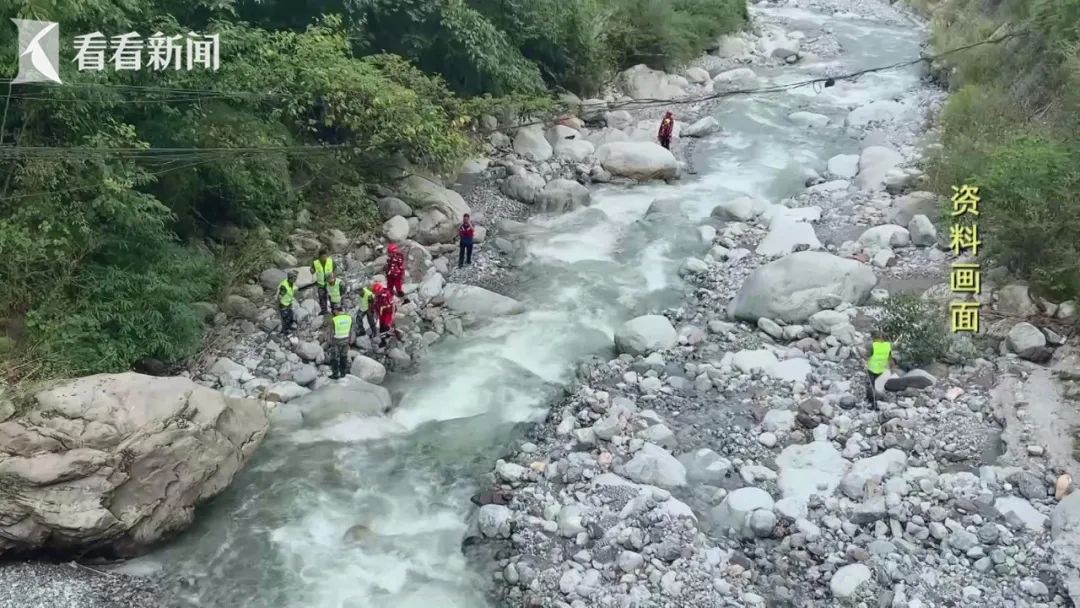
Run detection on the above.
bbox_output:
[149,6,924,607]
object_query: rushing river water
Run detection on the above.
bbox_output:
[150,7,923,607]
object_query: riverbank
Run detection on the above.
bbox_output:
[469,1,1080,607]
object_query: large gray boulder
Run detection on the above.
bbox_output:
[845,100,905,128]
[756,218,822,257]
[536,179,591,214]
[512,124,553,162]
[887,191,939,226]
[596,142,678,181]
[289,376,392,427]
[397,176,470,245]
[615,315,677,355]
[855,146,904,192]
[382,216,409,242]
[500,173,546,204]
[712,195,768,222]
[619,64,686,100]
[1051,492,1080,605]
[0,373,268,557]
[441,284,526,318]
[619,443,686,489]
[730,252,877,322]
[712,67,759,93]
[681,117,721,138]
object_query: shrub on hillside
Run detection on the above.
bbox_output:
[878,295,950,368]
[976,137,1080,298]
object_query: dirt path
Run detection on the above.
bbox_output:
[992,361,1080,481]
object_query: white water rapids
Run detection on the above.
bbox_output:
[147,8,924,607]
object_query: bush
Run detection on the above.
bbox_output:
[878,295,951,368]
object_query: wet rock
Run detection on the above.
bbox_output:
[615,315,677,356]
[619,64,686,100]
[729,252,877,323]
[350,355,386,384]
[855,146,903,192]
[478,504,513,539]
[596,142,679,181]
[442,284,526,317]
[712,487,774,537]
[620,443,687,489]
[536,179,591,214]
[712,196,768,222]
[827,154,860,178]
[682,117,721,138]
[500,172,545,204]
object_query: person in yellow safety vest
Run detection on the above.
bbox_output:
[278,270,298,335]
[865,330,896,403]
[328,305,355,379]
[355,282,378,339]
[326,272,346,310]
[312,249,335,315]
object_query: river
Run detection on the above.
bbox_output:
[148,6,924,607]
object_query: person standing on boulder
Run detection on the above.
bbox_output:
[657,111,675,150]
[278,270,298,335]
[328,305,354,379]
[375,282,402,348]
[865,330,896,404]
[312,249,335,315]
[384,243,409,303]
[458,213,475,268]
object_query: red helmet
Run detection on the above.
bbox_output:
[372,282,384,293]
[387,243,398,253]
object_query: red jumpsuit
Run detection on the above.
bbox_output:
[658,113,674,149]
[375,289,400,344]
[386,250,406,298]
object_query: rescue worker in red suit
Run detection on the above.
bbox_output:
[384,243,409,302]
[374,282,401,348]
[657,111,675,150]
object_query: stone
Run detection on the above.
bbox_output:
[682,117,721,138]
[855,146,904,192]
[292,364,318,387]
[756,218,822,257]
[996,284,1040,317]
[350,355,387,385]
[558,504,587,537]
[729,252,877,323]
[382,216,409,242]
[289,377,392,423]
[711,487,774,537]
[500,172,546,204]
[712,67,760,92]
[295,340,322,362]
[619,64,686,100]
[995,496,1047,532]
[712,196,768,222]
[0,373,267,557]
[512,124,553,162]
[827,154,860,179]
[858,225,910,250]
[378,197,413,220]
[775,441,848,505]
[840,449,908,500]
[733,349,779,374]
[883,369,936,390]
[621,443,687,489]
[908,215,937,246]
[441,284,526,318]
[684,67,710,84]
[1007,322,1047,354]
[536,179,591,214]
[830,564,872,598]
[596,142,679,181]
[222,294,260,321]
[678,448,732,485]
[478,504,512,539]
[618,550,645,573]
[615,315,678,356]
[266,381,311,403]
[887,191,939,226]
[846,100,905,128]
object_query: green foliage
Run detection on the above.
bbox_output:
[922,0,1080,304]
[878,295,951,368]
[974,137,1080,297]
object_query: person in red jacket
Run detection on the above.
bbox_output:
[657,111,675,149]
[458,213,475,268]
[384,243,408,302]
[374,282,401,348]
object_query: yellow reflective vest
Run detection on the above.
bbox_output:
[327,279,343,304]
[332,313,353,340]
[358,287,375,312]
[867,341,892,374]
[313,258,334,286]
[278,279,295,307]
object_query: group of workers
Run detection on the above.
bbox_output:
[274,214,477,379]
